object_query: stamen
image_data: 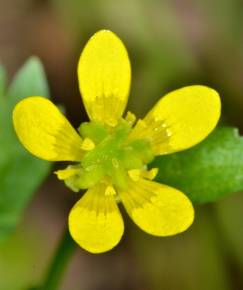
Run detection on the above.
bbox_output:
[81,137,95,151]
[106,118,118,127]
[125,111,136,126]
[105,185,117,196]
[142,168,158,180]
[128,169,140,181]
[55,166,80,180]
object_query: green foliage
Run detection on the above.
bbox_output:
[152,126,243,204]
[7,56,50,108]
[0,58,51,241]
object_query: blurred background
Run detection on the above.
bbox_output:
[1,0,243,289]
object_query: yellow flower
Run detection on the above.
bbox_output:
[13,30,221,253]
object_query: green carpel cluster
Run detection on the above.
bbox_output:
[65,119,154,191]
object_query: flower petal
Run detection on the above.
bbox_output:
[120,178,194,236]
[69,184,124,253]
[78,30,131,126]
[129,85,221,155]
[13,96,83,161]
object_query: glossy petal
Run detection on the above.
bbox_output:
[69,184,124,253]
[129,85,221,155]
[120,178,194,236]
[78,30,131,126]
[13,96,83,161]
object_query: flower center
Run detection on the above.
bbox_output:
[60,117,155,192]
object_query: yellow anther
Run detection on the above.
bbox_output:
[105,185,116,196]
[125,111,136,126]
[142,168,158,180]
[55,167,80,180]
[106,118,118,127]
[81,137,95,151]
[128,169,140,182]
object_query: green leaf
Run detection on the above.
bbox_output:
[152,126,243,204]
[7,56,49,108]
[0,58,51,241]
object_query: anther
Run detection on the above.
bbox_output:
[106,118,118,127]
[128,169,140,181]
[81,137,95,151]
[125,111,136,126]
[142,168,158,180]
[105,185,117,196]
[54,167,80,180]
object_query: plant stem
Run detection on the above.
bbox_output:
[37,227,76,290]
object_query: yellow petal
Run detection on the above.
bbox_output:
[78,30,131,126]
[120,178,194,236]
[69,184,124,253]
[129,85,221,155]
[13,97,83,161]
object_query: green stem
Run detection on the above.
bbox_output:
[34,227,76,290]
